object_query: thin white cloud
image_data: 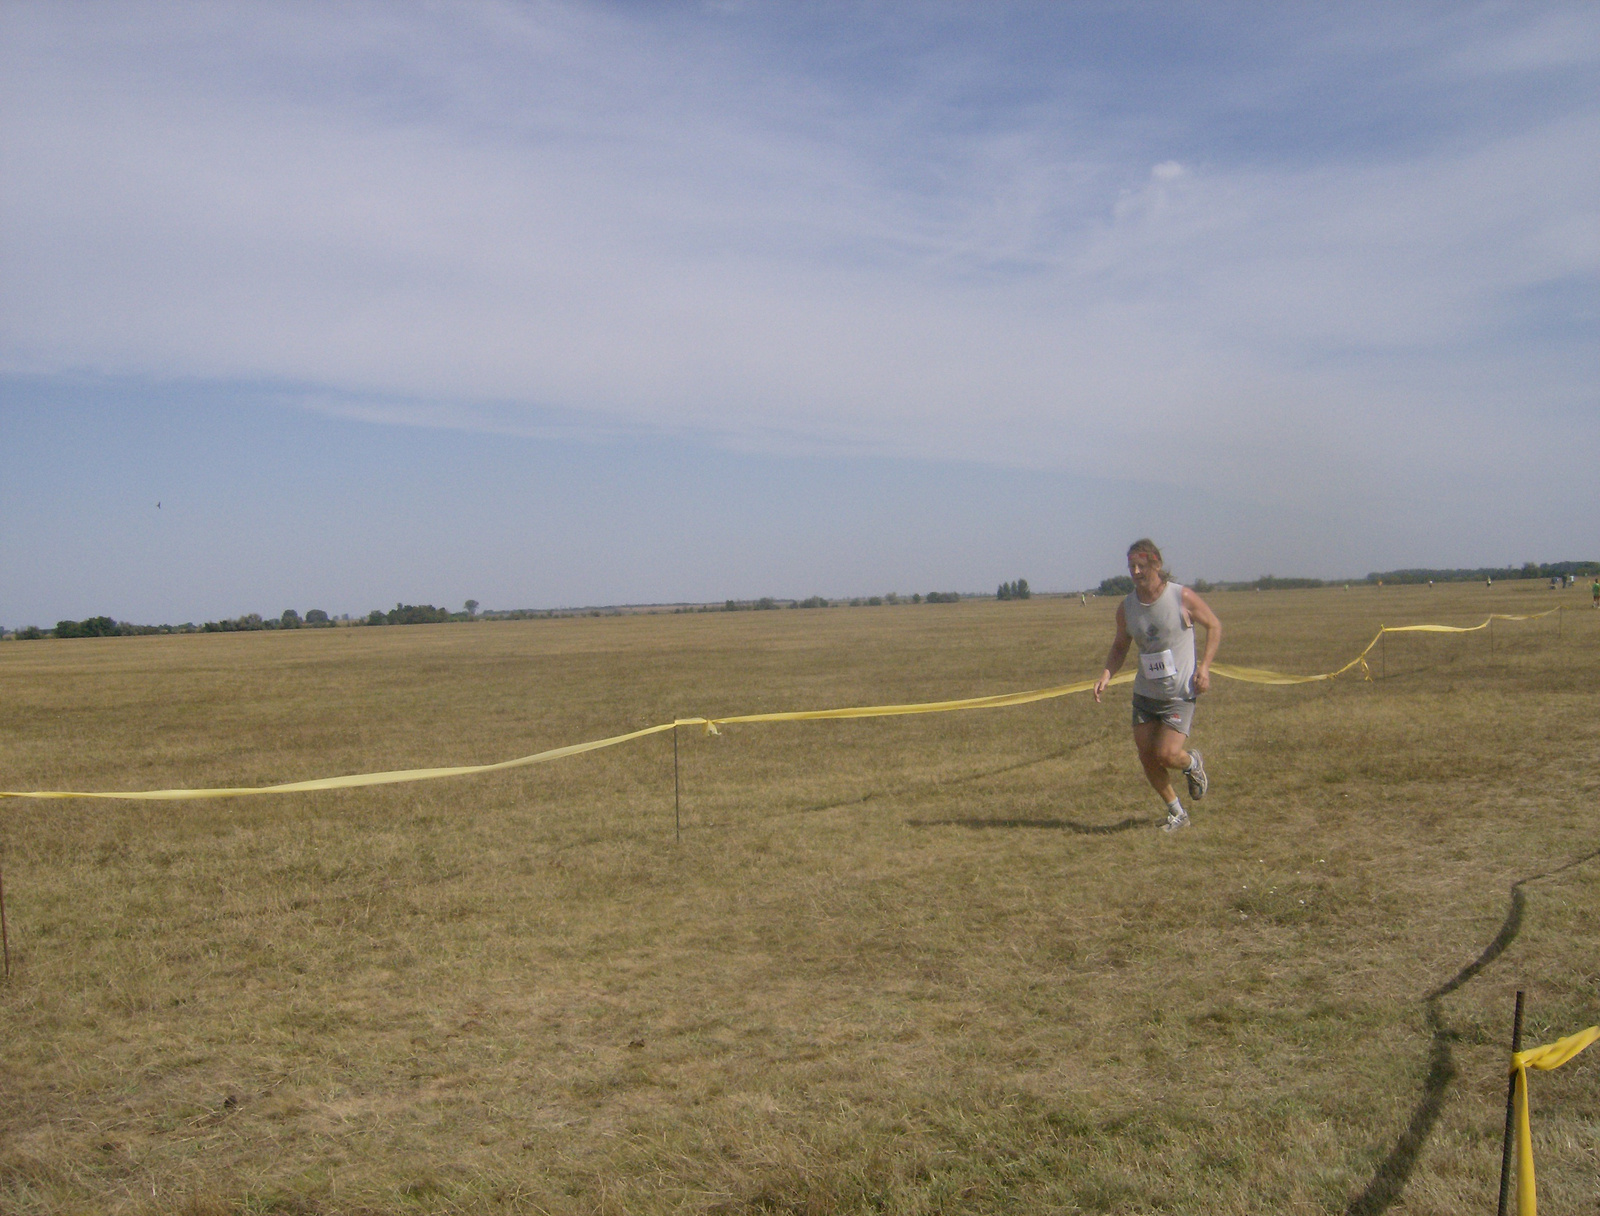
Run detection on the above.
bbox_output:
[1442,5,1600,75]
[1,0,1595,500]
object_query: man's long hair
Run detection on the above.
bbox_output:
[1126,538,1169,584]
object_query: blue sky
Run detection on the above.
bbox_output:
[2,2,1596,625]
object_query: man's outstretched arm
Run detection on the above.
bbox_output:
[1094,603,1131,702]
[1182,586,1221,694]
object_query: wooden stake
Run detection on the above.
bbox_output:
[0,854,10,980]
[1497,989,1525,1216]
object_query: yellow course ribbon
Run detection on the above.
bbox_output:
[0,722,680,802]
[1510,1025,1600,1216]
[1385,607,1561,634]
[692,671,1131,732]
[0,676,1134,802]
[1205,608,1561,687]
[0,609,1562,803]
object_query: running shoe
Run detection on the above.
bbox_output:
[1162,807,1190,833]
[1185,750,1208,800]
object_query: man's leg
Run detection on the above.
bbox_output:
[1132,721,1191,802]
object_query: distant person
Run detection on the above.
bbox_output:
[1093,539,1221,832]
[1592,576,1598,608]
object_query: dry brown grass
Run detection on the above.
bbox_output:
[2,583,1597,1214]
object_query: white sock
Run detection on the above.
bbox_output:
[1167,797,1184,817]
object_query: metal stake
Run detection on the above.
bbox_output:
[1,854,10,980]
[673,723,681,844]
[1497,989,1526,1216]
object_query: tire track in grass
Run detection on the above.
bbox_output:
[1345,845,1600,1215]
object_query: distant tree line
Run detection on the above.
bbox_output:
[54,616,120,638]
[1238,576,1324,591]
[203,614,266,632]
[18,577,1278,639]
[1098,573,1324,595]
[366,603,454,626]
[10,607,341,639]
[43,617,201,638]
[202,604,465,631]
[203,608,336,632]
[25,559,1600,641]
[708,592,966,611]
[1087,560,1599,598]
[1363,561,1599,584]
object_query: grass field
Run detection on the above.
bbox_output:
[2,582,1597,1215]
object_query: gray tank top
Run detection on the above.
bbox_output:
[1124,582,1196,701]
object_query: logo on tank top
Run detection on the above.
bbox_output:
[1145,623,1159,641]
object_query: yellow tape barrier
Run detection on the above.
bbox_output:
[1510,1025,1600,1216]
[0,609,1562,803]
[1208,608,1561,686]
[0,676,1133,803]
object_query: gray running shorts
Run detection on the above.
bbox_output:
[1131,693,1194,736]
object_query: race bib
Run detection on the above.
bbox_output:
[1140,649,1177,681]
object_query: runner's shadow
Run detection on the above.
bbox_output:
[776,745,1097,820]
[1344,846,1600,1215]
[905,816,1151,834]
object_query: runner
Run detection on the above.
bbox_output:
[1592,575,1598,608]
[1093,539,1222,832]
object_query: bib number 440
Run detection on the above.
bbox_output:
[1140,649,1177,680]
